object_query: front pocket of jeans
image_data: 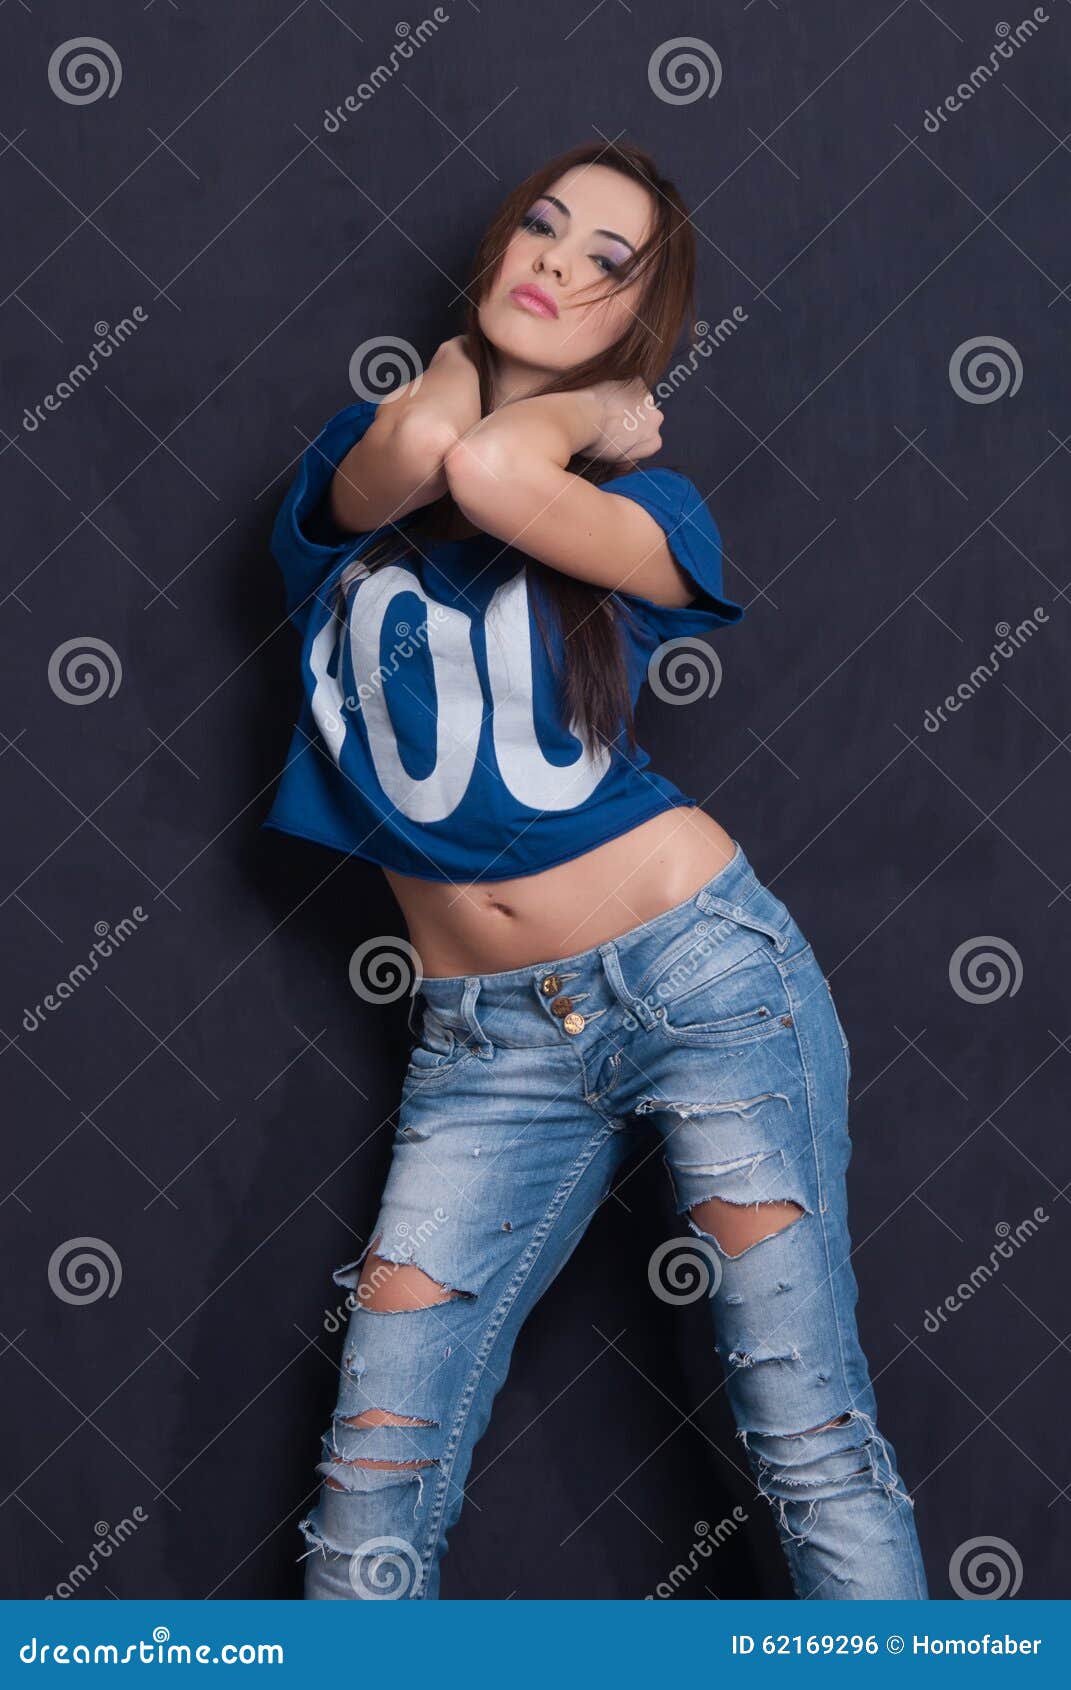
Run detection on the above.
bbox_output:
[657,1000,784,1045]
[402,1033,470,1092]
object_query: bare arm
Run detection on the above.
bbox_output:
[442,385,696,608]
[329,337,482,534]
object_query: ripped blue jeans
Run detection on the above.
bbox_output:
[299,841,928,1600]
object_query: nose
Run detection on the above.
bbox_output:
[536,249,566,284]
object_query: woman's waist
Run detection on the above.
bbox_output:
[388,806,739,980]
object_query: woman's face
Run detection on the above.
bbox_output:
[479,164,656,378]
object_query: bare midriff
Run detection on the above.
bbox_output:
[382,805,737,979]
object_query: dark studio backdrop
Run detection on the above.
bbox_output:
[1,0,1067,1602]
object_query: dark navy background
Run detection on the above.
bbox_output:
[1,1,1067,1600]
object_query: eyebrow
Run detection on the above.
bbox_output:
[538,194,637,254]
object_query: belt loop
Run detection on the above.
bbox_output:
[599,942,658,1031]
[460,976,492,1055]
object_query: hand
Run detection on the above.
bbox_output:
[384,333,482,446]
[582,378,663,464]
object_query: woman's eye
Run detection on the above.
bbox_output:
[519,212,554,236]
[593,255,620,275]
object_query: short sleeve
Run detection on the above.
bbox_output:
[601,466,744,646]
[270,398,382,631]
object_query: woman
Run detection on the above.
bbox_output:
[264,140,928,1601]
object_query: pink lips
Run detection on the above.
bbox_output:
[509,284,558,319]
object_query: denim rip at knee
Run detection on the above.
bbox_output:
[299,841,927,1599]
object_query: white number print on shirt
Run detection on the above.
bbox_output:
[307,561,613,822]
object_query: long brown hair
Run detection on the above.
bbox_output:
[335,139,696,756]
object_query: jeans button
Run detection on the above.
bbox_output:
[563,1011,585,1034]
[541,974,561,994]
[549,994,574,1016]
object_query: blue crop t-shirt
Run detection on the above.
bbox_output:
[261,399,744,882]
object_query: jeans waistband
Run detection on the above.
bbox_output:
[413,841,797,1052]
